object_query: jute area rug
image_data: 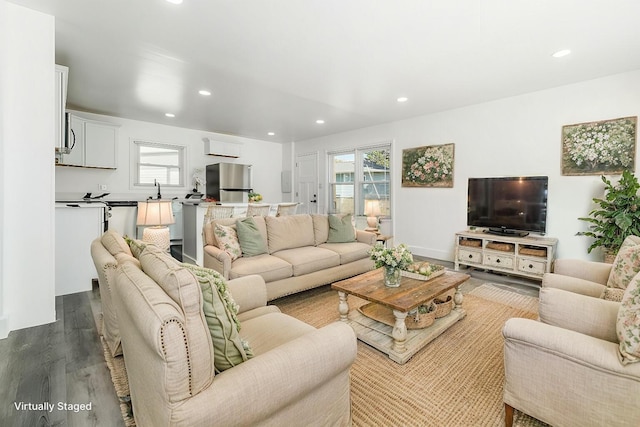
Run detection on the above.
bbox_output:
[275,283,548,427]
[101,283,548,427]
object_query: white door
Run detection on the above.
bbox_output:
[295,152,319,214]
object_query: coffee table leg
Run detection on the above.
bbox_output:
[454,285,463,310]
[391,310,407,353]
[338,291,349,321]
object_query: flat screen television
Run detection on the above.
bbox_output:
[467,176,548,236]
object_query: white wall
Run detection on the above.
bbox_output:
[295,70,640,262]
[0,2,56,337]
[55,112,284,202]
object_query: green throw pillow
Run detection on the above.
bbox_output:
[181,263,253,372]
[327,214,356,243]
[124,236,148,259]
[236,217,268,256]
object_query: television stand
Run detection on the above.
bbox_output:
[485,228,529,238]
[454,230,558,281]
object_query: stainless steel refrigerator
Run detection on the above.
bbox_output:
[206,163,252,203]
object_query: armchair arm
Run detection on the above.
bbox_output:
[227,274,268,314]
[538,287,619,342]
[170,322,357,426]
[553,258,612,285]
[203,245,231,279]
[503,318,640,427]
[542,272,606,298]
[356,229,376,245]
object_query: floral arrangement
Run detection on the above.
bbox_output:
[369,243,413,270]
[192,168,204,192]
[248,192,263,202]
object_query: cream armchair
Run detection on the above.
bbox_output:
[543,235,640,299]
[542,258,612,298]
[503,287,640,427]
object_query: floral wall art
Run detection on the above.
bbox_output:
[561,116,637,175]
[402,143,454,187]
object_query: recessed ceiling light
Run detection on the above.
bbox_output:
[552,49,571,58]
[267,132,275,136]
[316,119,325,124]
[397,97,408,103]
[198,90,211,96]
[165,113,175,118]
[166,0,183,4]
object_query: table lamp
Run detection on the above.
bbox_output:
[137,200,175,251]
[364,199,382,232]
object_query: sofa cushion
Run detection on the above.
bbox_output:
[320,241,372,265]
[214,223,242,260]
[239,312,315,355]
[266,215,315,253]
[236,217,268,257]
[608,238,640,289]
[230,254,293,282]
[312,214,330,245]
[137,245,214,383]
[204,217,236,247]
[102,229,133,257]
[327,214,356,243]
[181,263,253,372]
[272,247,340,276]
[617,271,640,365]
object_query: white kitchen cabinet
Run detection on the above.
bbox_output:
[55,203,107,295]
[58,114,119,169]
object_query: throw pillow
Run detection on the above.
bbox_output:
[181,263,253,372]
[607,241,640,289]
[327,214,356,243]
[236,217,268,257]
[214,223,242,260]
[602,287,625,302]
[125,237,148,259]
[616,271,640,365]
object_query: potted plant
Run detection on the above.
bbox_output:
[578,169,640,261]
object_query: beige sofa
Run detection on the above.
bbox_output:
[95,231,357,427]
[203,214,376,300]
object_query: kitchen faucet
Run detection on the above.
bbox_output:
[149,179,162,199]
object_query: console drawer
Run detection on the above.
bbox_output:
[483,253,514,269]
[517,258,547,275]
[458,248,482,264]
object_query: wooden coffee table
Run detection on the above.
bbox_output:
[332,268,470,364]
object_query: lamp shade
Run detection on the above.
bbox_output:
[137,200,175,226]
[364,199,382,217]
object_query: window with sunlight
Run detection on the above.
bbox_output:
[134,141,185,187]
[329,144,391,229]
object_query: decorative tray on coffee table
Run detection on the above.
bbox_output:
[400,262,445,281]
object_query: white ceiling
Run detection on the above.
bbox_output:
[10,0,640,143]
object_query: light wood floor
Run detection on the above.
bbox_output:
[0,263,538,426]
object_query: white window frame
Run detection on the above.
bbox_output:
[327,142,392,224]
[131,140,187,189]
